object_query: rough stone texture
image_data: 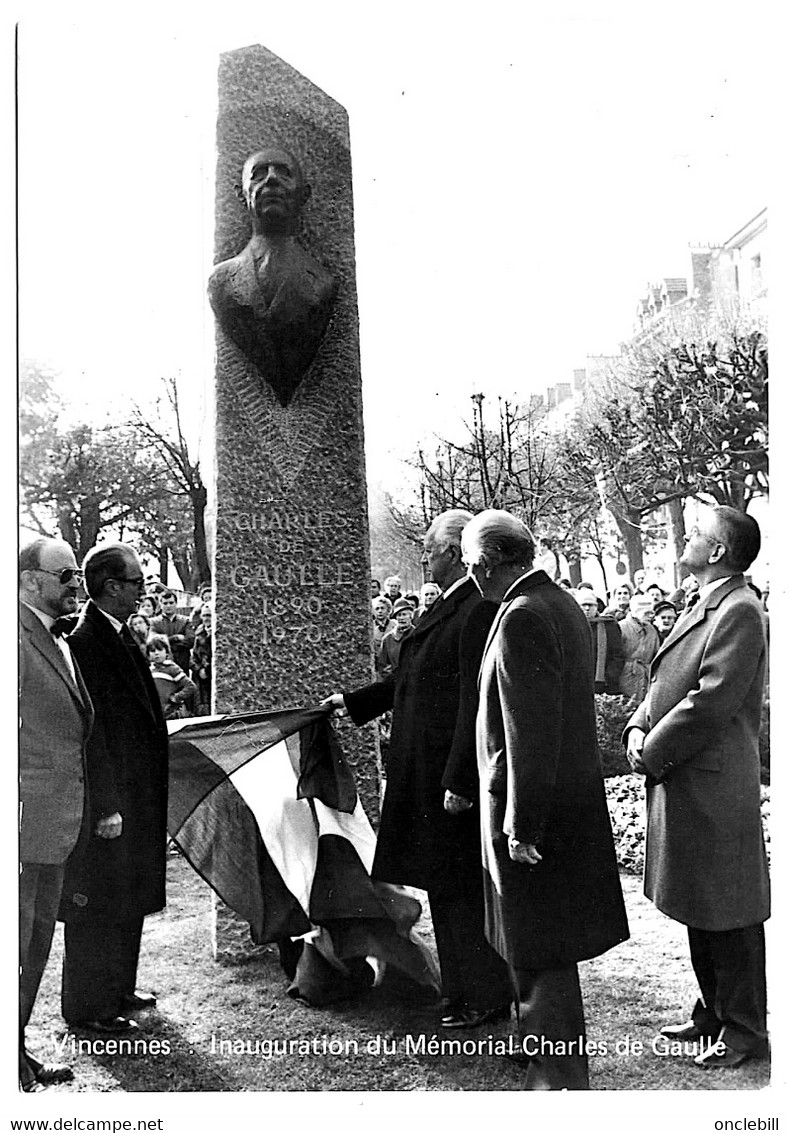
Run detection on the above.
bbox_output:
[211,47,381,956]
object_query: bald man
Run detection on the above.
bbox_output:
[19,538,93,1090]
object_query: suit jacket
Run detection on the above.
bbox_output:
[59,600,169,923]
[344,577,491,890]
[477,571,629,968]
[626,575,769,931]
[19,603,93,863]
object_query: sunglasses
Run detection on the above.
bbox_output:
[35,567,84,584]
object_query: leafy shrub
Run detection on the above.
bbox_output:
[596,693,638,778]
[759,694,770,784]
[605,776,771,874]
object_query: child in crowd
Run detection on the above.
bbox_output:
[147,633,197,719]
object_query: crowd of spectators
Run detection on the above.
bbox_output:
[369,575,444,675]
[125,580,213,717]
[371,562,767,709]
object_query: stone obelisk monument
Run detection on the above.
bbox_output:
[209,48,379,918]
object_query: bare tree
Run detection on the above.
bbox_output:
[129,377,210,588]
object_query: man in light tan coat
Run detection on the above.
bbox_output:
[625,505,769,1070]
[19,539,93,1090]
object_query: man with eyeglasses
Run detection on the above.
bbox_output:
[58,542,169,1035]
[19,538,93,1090]
[625,505,769,1070]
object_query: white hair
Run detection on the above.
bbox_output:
[460,509,535,569]
[425,509,475,553]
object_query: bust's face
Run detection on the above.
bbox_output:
[242,148,307,231]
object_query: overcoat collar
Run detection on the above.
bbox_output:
[478,569,553,677]
[651,573,747,668]
[19,601,93,719]
[408,575,476,640]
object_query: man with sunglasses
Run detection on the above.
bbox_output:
[58,542,169,1035]
[19,539,93,1090]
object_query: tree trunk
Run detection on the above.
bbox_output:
[666,498,687,588]
[191,484,211,585]
[76,495,102,562]
[57,504,79,558]
[610,507,643,581]
[564,541,582,586]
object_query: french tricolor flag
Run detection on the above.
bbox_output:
[167,706,439,1004]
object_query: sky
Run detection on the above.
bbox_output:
[14,0,777,495]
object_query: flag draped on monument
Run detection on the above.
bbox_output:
[167,707,439,1002]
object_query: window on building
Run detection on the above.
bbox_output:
[751,253,763,294]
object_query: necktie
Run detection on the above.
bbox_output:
[685,593,700,611]
[50,616,73,638]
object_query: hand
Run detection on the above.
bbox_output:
[626,728,647,776]
[95,812,122,840]
[508,838,542,865]
[444,790,473,815]
[321,693,347,718]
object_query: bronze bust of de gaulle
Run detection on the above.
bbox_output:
[209,147,337,407]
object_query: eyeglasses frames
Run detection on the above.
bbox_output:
[34,567,84,584]
[110,575,146,590]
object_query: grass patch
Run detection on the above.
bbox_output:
[25,857,770,1092]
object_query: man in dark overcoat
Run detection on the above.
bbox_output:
[462,510,629,1090]
[19,538,93,1090]
[59,542,169,1033]
[625,506,769,1069]
[325,510,511,1027]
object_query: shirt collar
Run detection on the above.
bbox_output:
[697,575,736,601]
[439,575,468,602]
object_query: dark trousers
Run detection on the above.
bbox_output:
[511,964,590,1090]
[62,916,144,1022]
[688,923,768,1054]
[20,861,65,1076]
[428,877,512,1013]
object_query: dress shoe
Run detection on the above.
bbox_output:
[441,1006,486,1028]
[694,1042,750,1070]
[77,1016,140,1035]
[441,1002,510,1029]
[122,990,157,1011]
[26,1054,74,1084]
[660,1021,718,1042]
[21,1075,47,1093]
